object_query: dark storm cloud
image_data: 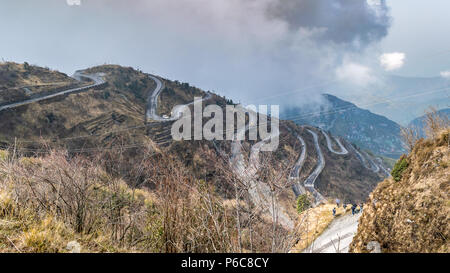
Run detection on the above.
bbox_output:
[0,0,391,107]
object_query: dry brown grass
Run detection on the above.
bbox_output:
[0,62,79,104]
[423,107,450,140]
[350,113,449,253]
[0,147,266,253]
[0,150,164,253]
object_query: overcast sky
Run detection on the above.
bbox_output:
[380,0,450,77]
[0,0,449,107]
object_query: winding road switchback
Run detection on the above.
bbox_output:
[146,74,211,122]
[303,129,326,204]
[321,130,348,155]
[287,127,307,197]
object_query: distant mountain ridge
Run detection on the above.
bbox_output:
[409,108,450,137]
[282,94,406,158]
[332,75,450,125]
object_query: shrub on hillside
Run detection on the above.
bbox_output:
[391,155,409,182]
[296,194,311,214]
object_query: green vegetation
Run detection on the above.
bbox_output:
[296,194,310,214]
[292,93,406,158]
[0,150,8,161]
[391,155,409,182]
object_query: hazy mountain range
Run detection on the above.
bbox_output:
[409,108,450,137]
[282,94,406,158]
[334,75,450,126]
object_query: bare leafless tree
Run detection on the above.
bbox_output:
[257,150,298,253]
[423,107,449,140]
[401,126,419,152]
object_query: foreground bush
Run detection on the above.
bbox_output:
[0,149,241,253]
[391,155,409,182]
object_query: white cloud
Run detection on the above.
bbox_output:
[440,70,450,79]
[66,0,81,6]
[367,0,381,5]
[379,52,405,71]
[336,62,376,87]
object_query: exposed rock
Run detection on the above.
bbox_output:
[367,241,381,253]
[66,241,81,253]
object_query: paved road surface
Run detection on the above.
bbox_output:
[321,130,348,155]
[303,129,326,204]
[303,213,361,253]
[146,74,211,121]
[347,143,371,169]
[362,150,380,173]
[290,132,307,179]
[0,71,105,112]
[375,157,391,176]
[346,142,390,175]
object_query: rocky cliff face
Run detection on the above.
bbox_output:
[350,129,449,253]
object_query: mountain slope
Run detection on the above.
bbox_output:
[0,62,393,252]
[350,128,449,253]
[0,62,81,106]
[283,94,406,158]
[0,63,390,203]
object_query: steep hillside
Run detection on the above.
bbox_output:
[0,149,243,253]
[0,62,81,106]
[350,129,449,253]
[0,64,150,151]
[283,94,406,158]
